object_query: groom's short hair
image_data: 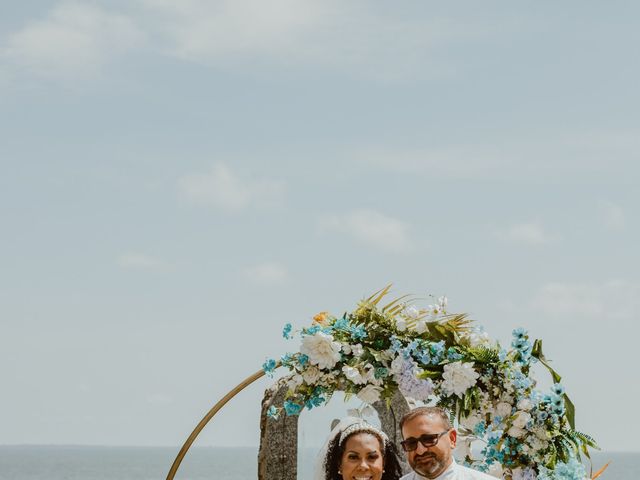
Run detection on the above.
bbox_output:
[400,406,452,435]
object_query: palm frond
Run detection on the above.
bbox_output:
[466,345,500,364]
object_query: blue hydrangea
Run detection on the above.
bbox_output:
[430,341,445,361]
[266,405,279,419]
[298,354,309,366]
[305,325,321,335]
[283,400,303,416]
[350,324,367,340]
[282,323,293,339]
[538,457,586,480]
[446,346,463,361]
[389,336,403,353]
[498,348,508,361]
[374,367,388,379]
[280,353,294,366]
[262,358,277,376]
[305,395,325,409]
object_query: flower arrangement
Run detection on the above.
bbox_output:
[262,286,600,480]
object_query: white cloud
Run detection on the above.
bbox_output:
[319,209,413,253]
[137,0,474,81]
[242,262,288,285]
[178,163,284,211]
[2,1,144,80]
[495,222,557,246]
[530,280,640,321]
[598,200,626,231]
[117,252,165,270]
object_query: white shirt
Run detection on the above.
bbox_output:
[400,459,495,480]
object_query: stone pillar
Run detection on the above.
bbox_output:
[258,381,299,480]
[373,391,411,475]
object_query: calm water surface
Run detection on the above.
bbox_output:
[0,446,635,479]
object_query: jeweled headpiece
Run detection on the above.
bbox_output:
[338,421,388,447]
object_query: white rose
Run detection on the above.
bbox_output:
[357,385,382,404]
[342,365,365,385]
[512,411,531,429]
[488,463,504,478]
[390,355,406,375]
[517,398,534,411]
[286,374,303,389]
[454,438,472,459]
[363,363,377,383]
[300,332,342,370]
[460,413,482,431]
[352,344,364,357]
[302,366,322,384]
[414,320,427,334]
[440,361,479,398]
[508,425,526,438]
[496,401,513,417]
[533,426,548,441]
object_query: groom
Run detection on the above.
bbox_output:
[399,407,495,479]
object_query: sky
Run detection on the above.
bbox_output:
[1,0,638,455]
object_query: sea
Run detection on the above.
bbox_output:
[0,446,635,479]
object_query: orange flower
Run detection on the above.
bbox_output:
[313,311,330,325]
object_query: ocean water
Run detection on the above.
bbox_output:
[0,446,635,479]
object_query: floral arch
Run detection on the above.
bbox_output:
[262,286,602,480]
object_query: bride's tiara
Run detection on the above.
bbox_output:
[338,421,389,447]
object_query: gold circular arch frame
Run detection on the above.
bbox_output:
[166,365,611,480]
[166,368,267,480]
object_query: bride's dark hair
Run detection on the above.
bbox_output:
[323,430,403,480]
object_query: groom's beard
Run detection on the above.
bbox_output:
[411,452,445,478]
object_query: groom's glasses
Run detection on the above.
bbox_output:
[400,431,450,452]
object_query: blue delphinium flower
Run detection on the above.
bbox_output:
[266,405,279,419]
[298,354,309,366]
[416,348,431,365]
[334,315,349,330]
[262,358,277,376]
[512,327,527,339]
[537,410,549,421]
[551,383,565,396]
[282,323,293,339]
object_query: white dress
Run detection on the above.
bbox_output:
[400,459,496,480]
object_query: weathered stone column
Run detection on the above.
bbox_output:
[258,381,299,480]
[373,391,411,475]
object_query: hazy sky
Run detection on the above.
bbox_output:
[1,1,638,454]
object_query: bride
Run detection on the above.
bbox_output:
[314,417,403,480]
